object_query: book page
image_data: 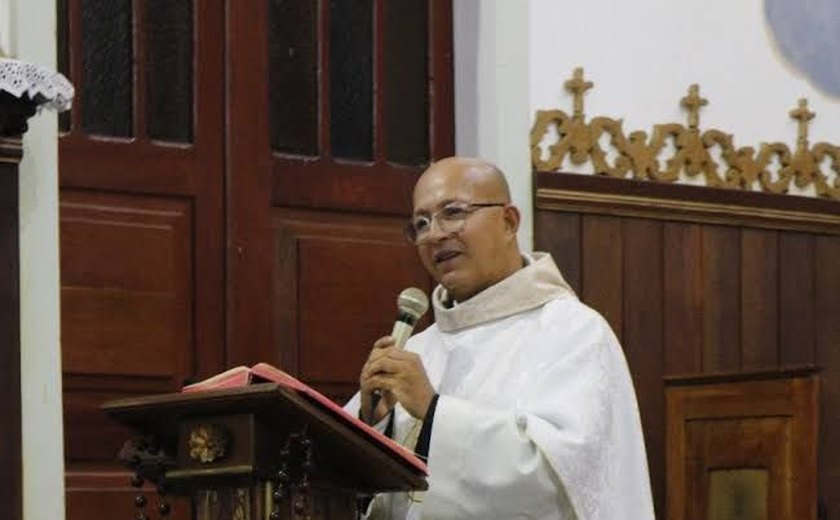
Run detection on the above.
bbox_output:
[182,365,251,392]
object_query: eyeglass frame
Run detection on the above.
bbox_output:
[403,201,508,244]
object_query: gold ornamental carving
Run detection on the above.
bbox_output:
[188,424,230,464]
[531,68,840,200]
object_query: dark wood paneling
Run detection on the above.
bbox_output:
[66,472,190,520]
[297,238,427,382]
[271,158,421,215]
[60,190,194,502]
[59,26,226,519]
[816,236,840,519]
[534,210,581,294]
[0,153,21,520]
[701,226,741,373]
[622,218,665,518]
[64,390,144,463]
[740,229,779,370]
[273,208,432,401]
[663,223,703,375]
[60,192,192,383]
[535,170,840,520]
[581,215,623,337]
[428,0,455,159]
[779,232,816,366]
[225,0,273,366]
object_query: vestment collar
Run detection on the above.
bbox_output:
[431,252,574,332]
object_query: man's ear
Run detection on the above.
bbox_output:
[502,205,521,236]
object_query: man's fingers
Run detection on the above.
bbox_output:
[365,354,415,380]
[373,336,396,349]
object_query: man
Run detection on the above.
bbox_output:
[345,157,654,519]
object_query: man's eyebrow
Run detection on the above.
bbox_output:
[413,198,462,215]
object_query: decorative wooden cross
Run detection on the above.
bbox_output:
[564,67,593,119]
[681,84,708,131]
[789,98,815,151]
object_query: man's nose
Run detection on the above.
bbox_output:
[417,217,449,244]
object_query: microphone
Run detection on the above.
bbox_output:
[390,287,430,349]
[368,287,429,423]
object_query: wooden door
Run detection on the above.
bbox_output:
[57,0,452,517]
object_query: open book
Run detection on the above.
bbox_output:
[182,362,427,474]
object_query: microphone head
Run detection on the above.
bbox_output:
[397,287,429,321]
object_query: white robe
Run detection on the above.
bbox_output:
[346,253,654,520]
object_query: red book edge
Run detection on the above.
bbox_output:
[182,362,427,475]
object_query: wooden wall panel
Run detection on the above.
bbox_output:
[816,236,840,518]
[701,227,741,373]
[740,229,779,370]
[581,215,623,336]
[779,233,816,366]
[621,218,665,517]
[273,208,432,402]
[663,223,703,375]
[536,171,840,519]
[534,210,581,293]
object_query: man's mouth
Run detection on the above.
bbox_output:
[433,249,461,265]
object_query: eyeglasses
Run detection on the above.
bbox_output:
[404,202,507,244]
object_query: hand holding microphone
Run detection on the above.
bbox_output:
[362,287,430,424]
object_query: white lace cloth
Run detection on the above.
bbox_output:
[0,58,74,112]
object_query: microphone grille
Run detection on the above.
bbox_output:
[397,287,429,320]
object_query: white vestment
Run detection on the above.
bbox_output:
[346,252,654,520]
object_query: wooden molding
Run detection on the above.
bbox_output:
[536,171,840,235]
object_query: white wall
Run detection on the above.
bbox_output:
[528,0,840,194]
[454,0,533,251]
[12,0,66,517]
[453,0,840,251]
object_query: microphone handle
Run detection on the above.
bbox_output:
[367,317,416,424]
[390,318,415,349]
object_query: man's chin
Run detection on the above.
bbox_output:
[439,277,474,302]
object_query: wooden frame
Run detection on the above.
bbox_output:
[665,369,818,520]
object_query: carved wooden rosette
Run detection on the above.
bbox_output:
[531,68,840,200]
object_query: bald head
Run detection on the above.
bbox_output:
[415,157,512,204]
[411,156,523,301]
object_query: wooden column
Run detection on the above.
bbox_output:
[0,91,38,520]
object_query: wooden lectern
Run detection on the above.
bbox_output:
[102,383,427,520]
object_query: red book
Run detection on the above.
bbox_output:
[183,362,427,474]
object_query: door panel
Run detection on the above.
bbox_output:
[272,208,434,403]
